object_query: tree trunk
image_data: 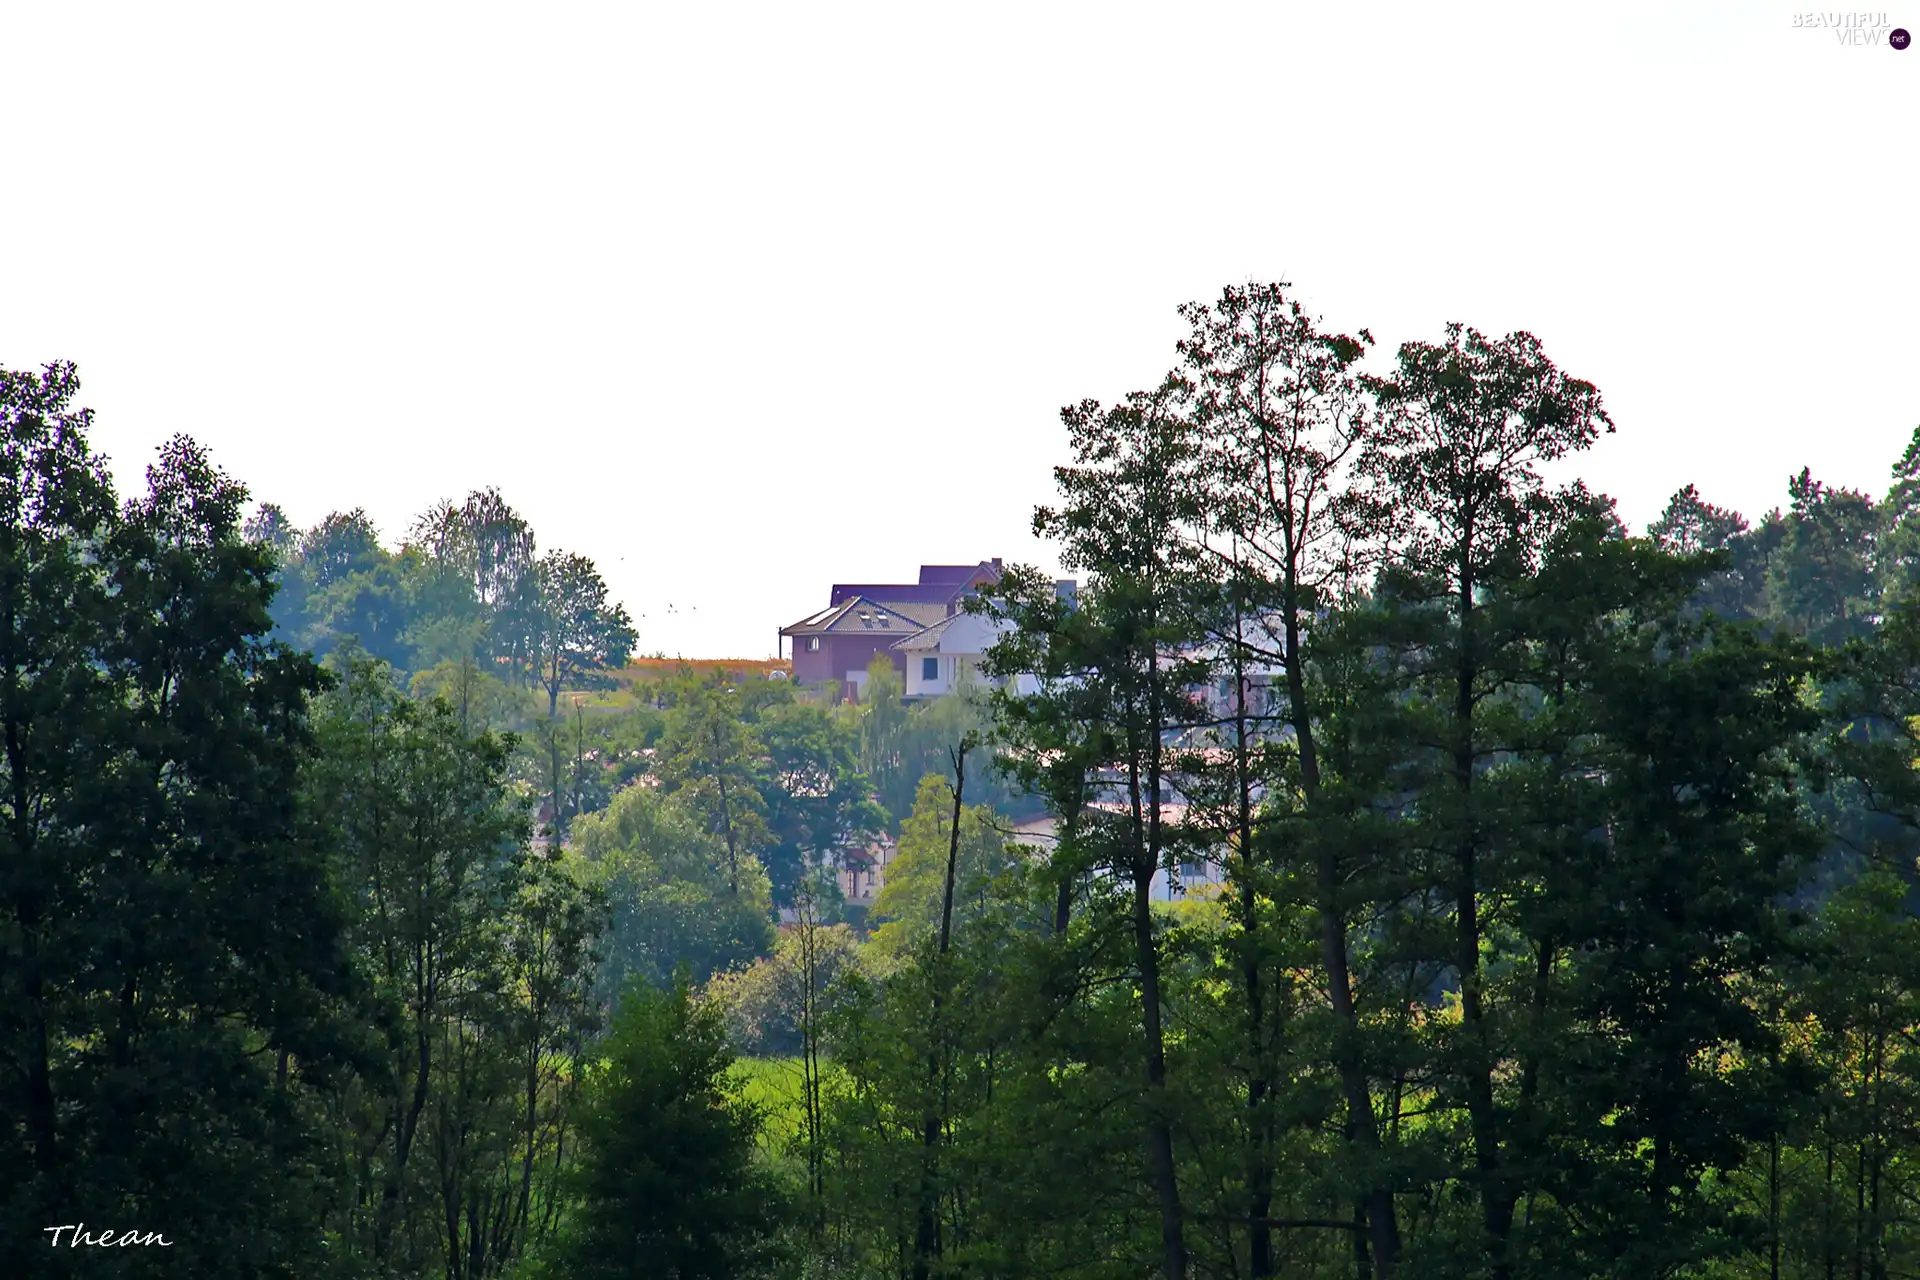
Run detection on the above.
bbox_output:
[1454,567,1514,1279]
[1138,634,1187,1279]
[712,722,740,895]
[1284,593,1399,1277]
[914,744,967,1280]
[1135,860,1186,1280]
[1228,610,1276,1277]
[1770,1130,1782,1280]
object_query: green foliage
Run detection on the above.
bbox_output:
[525,549,637,719]
[570,783,776,997]
[1766,467,1877,642]
[704,921,861,1058]
[253,486,635,730]
[309,655,603,1277]
[541,980,788,1280]
[868,774,1022,966]
[27,288,1920,1280]
[0,364,353,1278]
[859,651,1030,829]
[654,673,773,898]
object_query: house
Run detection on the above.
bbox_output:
[838,836,897,907]
[891,610,1008,700]
[778,596,945,698]
[827,560,1006,614]
[777,560,1007,700]
[778,559,1079,703]
[1006,808,1225,903]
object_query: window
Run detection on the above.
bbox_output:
[922,657,940,681]
[806,637,820,652]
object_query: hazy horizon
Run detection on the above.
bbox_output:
[5,0,1912,657]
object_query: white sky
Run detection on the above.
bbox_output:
[4,2,1914,658]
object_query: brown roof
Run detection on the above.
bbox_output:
[780,595,945,638]
[891,613,960,651]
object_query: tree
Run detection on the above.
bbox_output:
[1179,279,1397,1276]
[526,550,636,720]
[0,365,357,1278]
[869,773,1018,967]
[1767,467,1876,642]
[243,498,300,555]
[758,694,886,901]
[570,783,776,997]
[702,917,861,1059]
[657,674,771,899]
[547,979,787,1280]
[1365,321,1612,1279]
[305,556,415,668]
[1511,532,1824,1274]
[301,506,383,589]
[1877,426,1920,607]
[312,655,548,1273]
[860,652,915,819]
[1649,483,1758,620]
[986,372,1213,1279]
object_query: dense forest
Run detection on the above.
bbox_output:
[4,279,1920,1280]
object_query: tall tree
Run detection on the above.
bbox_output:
[992,372,1212,1279]
[1365,322,1612,1279]
[1767,467,1876,642]
[1649,483,1759,620]
[313,656,541,1272]
[301,506,383,588]
[1,364,357,1278]
[1179,280,1399,1275]
[1877,427,1920,607]
[656,674,771,899]
[526,550,636,720]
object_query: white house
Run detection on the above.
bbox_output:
[839,836,897,907]
[891,611,1011,700]
[1007,808,1227,904]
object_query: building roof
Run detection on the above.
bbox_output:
[918,562,998,585]
[779,595,945,638]
[828,559,1004,609]
[841,836,896,870]
[891,613,960,652]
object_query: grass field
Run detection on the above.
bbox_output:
[731,1056,846,1153]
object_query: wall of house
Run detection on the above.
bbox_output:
[789,639,834,684]
[822,632,907,696]
[840,840,896,905]
[903,614,1006,698]
[906,653,978,698]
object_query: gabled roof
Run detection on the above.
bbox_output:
[891,613,960,652]
[918,562,998,586]
[780,595,942,638]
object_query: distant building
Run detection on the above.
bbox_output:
[838,836,897,907]
[778,596,947,696]
[777,559,1074,703]
[892,610,1007,699]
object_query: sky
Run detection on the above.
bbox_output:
[3,2,1914,658]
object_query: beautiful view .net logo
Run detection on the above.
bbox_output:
[1789,11,1912,45]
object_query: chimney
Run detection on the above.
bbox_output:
[991,557,1002,569]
